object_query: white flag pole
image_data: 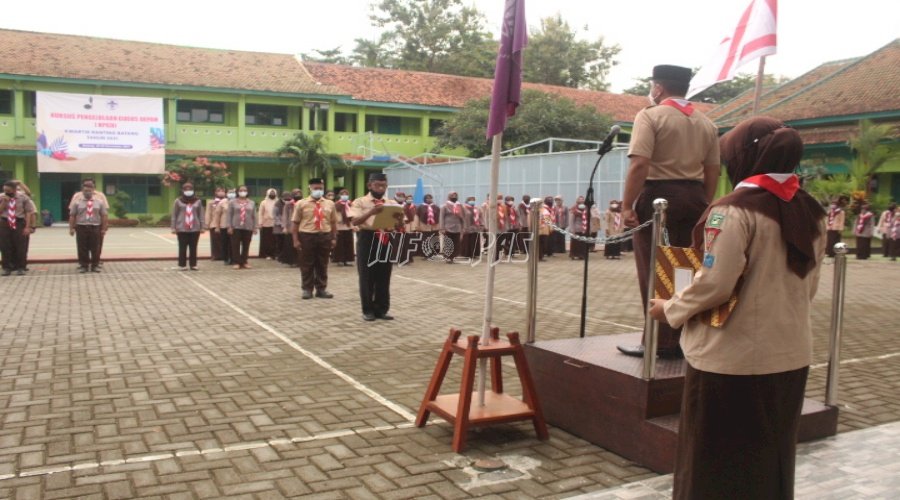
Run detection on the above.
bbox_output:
[751,56,767,116]
[478,133,502,407]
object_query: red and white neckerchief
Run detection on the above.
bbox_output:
[613,212,622,229]
[6,198,16,229]
[554,206,564,224]
[827,205,842,227]
[185,201,195,229]
[86,199,94,221]
[856,211,873,234]
[508,206,517,226]
[239,200,248,226]
[734,173,800,202]
[472,206,481,227]
[426,204,436,225]
[497,203,505,226]
[450,201,461,216]
[885,210,894,229]
[580,208,587,231]
[541,205,552,225]
[313,200,324,230]
[660,98,695,116]
[892,216,900,240]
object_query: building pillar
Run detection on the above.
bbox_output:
[167,97,178,144]
[301,106,310,132]
[237,163,246,186]
[356,168,366,198]
[299,165,309,197]
[237,95,247,148]
[14,156,26,181]
[13,90,25,139]
[325,165,334,193]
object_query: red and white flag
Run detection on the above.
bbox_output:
[686,0,777,99]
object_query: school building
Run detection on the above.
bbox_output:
[0,28,647,222]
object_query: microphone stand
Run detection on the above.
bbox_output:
[579,142,615,338]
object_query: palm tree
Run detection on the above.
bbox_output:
[276,132,345,178]
[849,119,900,192]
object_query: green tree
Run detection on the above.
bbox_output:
[350,34,396,68]
[276,132,347,178]
[524,15,621,90]
[302,47,350,65]
[433,89,613,157]
[849,119,900,192]
[623,72,787,103]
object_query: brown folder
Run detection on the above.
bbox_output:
[654,246,739,328]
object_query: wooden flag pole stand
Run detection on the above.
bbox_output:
[416,327,548,452]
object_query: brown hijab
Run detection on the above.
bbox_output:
[692,116,825,278]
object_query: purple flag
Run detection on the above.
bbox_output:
[486,0,527,139]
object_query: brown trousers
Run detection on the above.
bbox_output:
[825,230,841,257]
[0,220,28,271]
[230,229,253,265]
[75,224,102,269]
[633,180,708,351]
[674,365,808,500]
[259,227,276,258]
[299,232,332,292]
[444,232,461,260]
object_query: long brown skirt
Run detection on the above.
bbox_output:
[674,364,809,500]
[332,230,355,263]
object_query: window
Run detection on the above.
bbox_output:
[176,100,227,124]
[24,91,36,117]
[334,112,357,132]
[105,175,162,213]
[305,102,329,131]
[244,178,284,198]
[428,119,445,137]
[246,104,288,126]
[364,115,420,135]
[0,91,11,115]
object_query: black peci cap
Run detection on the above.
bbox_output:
[308,178,324,185]
[368,172,387,182]
[651,65,692,84]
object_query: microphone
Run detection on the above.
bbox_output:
[597,125,621,155]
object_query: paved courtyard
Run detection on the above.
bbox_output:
[1,246,898,498]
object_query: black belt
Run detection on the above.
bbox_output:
[644,179,703,186]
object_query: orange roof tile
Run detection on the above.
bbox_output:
[0,29,342,96]
[712,58,860,126]
[301,61,692,123]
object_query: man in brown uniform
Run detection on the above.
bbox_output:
[618,65,720,359]
[350,173,403,321]
[292,178,337,299]
[69,183,109,273]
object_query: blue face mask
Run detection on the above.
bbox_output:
[311,190,324,199]
[467,201,476,206]
[340,194,349,201]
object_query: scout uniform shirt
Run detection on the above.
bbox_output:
[349,194,401,230]
[335,199,354,231]
[826,205,845,231]
[628,100,719,181]
[205,197,227,230]
[171,198,204,232]
[416,202,440,231]
[662,205,826,375]
[69,190,109,211]
[226,198,256,230]
[292,196,337,233]
[1,193,36,225]
[71,197,108,225]
[440,201,467,233]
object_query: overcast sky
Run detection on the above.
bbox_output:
[3,0,898,93]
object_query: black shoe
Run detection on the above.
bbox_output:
[78,267,88,274]
[617,344,645,357]
[91,267,101,273]
[15,270,26,276]
[362,313,376,321]
[1,269,11,276]
[376,313,394,320]
[302,290,313,300]
[617,344,684,359]
[316,290,333,299]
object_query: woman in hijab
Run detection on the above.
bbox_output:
[649,116,826,500]
[171,182,204,270]
[332,188,355,266]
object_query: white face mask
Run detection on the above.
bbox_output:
[183,190,194,197]
[311,190,324,199]
[238,191,248,198]
[578,203,586,210]
[340,195,349,201]
[227,192,236,200]
[610,204,619,209]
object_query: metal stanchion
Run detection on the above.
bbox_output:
[825,242,849,407]
[641,198,668,380]
[526,199,542,343]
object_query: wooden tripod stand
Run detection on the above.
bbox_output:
[416,327,548,452]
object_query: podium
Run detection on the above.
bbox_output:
[525,332,838,473]
[416,328,549,452]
